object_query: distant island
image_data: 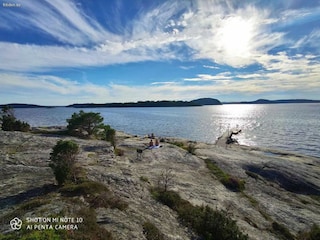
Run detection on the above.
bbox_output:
[1,98,320,109]
[223,99,320,104]
[67,98,222,108]
[0,103,54,108]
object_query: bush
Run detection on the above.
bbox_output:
[115,147,124,156]
[221,176,245,192]
[151,188,248,240]
[74,207,114,240]
[297,224,320,240]
[59,180,108,196]
[143,221,165,240]
[67,110,104,138]
[140,176,149,183]
[187,143,196,154]
[102,124,116,147]
[49,140,79,186]
[157,168,175,192]
[60,180,128,211]
[205,159,245,192]
[172,141,184,148]
[0,106,30,132]
[271,221,294,240]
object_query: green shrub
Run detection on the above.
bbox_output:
[205,159,245,192]
[71,207,114,240]
[140,176,149,183]
[0,106,30,132]
[102,125,116,147]
[60,181,127,211]
[19,198,50,211]
[143,221,165,240]
[88,192,128,210]
[187,143,196,154]
[271,221,294,240]
[151,188,248,240]
[221,176,245,192]
[115,147,124,156]
[49,140,79,186]
[297,224,320,240]
[172,141,184,148]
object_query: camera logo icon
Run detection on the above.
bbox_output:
[10,217,22,230]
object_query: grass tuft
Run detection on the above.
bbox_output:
[143,221,165,240]
[205,159,245,192]
[271,221,294,240]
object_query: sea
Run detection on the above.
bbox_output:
[13,103,320,158]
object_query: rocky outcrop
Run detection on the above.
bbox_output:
[0,129,319,239]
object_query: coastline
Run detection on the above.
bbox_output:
[1,127,319,239]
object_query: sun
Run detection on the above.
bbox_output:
[218,16,254,58]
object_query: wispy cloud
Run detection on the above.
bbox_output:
[184,73,232,82]
[203,65,220,69]
[0,0,115,45]
[1,0,319,71]
[151,81,177,85]
[0,42,162,72]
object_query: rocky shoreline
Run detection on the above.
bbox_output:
[0,128,319,239]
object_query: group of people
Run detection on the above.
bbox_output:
[149,138,159,147]
[148,133,160,147]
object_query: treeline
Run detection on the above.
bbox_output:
[67,98,222,108]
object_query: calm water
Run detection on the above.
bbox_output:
[13,104,320,158]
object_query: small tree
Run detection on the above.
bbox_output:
[49,140,79,186]
[102,124,116,147]
[157,168,175,192]
[0,105,30,132]
[67,110,104,138]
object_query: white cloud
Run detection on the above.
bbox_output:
[151,81,176,85]
[0,0,115,45]
[184,73,232,82]
[0,42,163,72]
[203,65,220,69]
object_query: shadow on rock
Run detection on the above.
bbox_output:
[0,184,58,209]
[244,164,320,195]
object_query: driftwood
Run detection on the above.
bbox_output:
[226,129,242,144]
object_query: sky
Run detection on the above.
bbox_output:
[0,0,320,105]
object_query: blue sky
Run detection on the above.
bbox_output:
[0,0,320,105]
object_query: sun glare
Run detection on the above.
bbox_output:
[218,16,254,57]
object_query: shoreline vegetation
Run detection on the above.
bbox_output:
[1,98,320,108]
[1,109,319,239]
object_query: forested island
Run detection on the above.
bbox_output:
[67,98,222,108]
[223,99,320,104]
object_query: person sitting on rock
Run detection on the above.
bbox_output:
[149,139,154,147]
[155,138,159,146]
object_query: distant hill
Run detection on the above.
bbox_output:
[0,103,53,108]
[224,99,320,104]
[190,98,222,105]
[67,98,222,108]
